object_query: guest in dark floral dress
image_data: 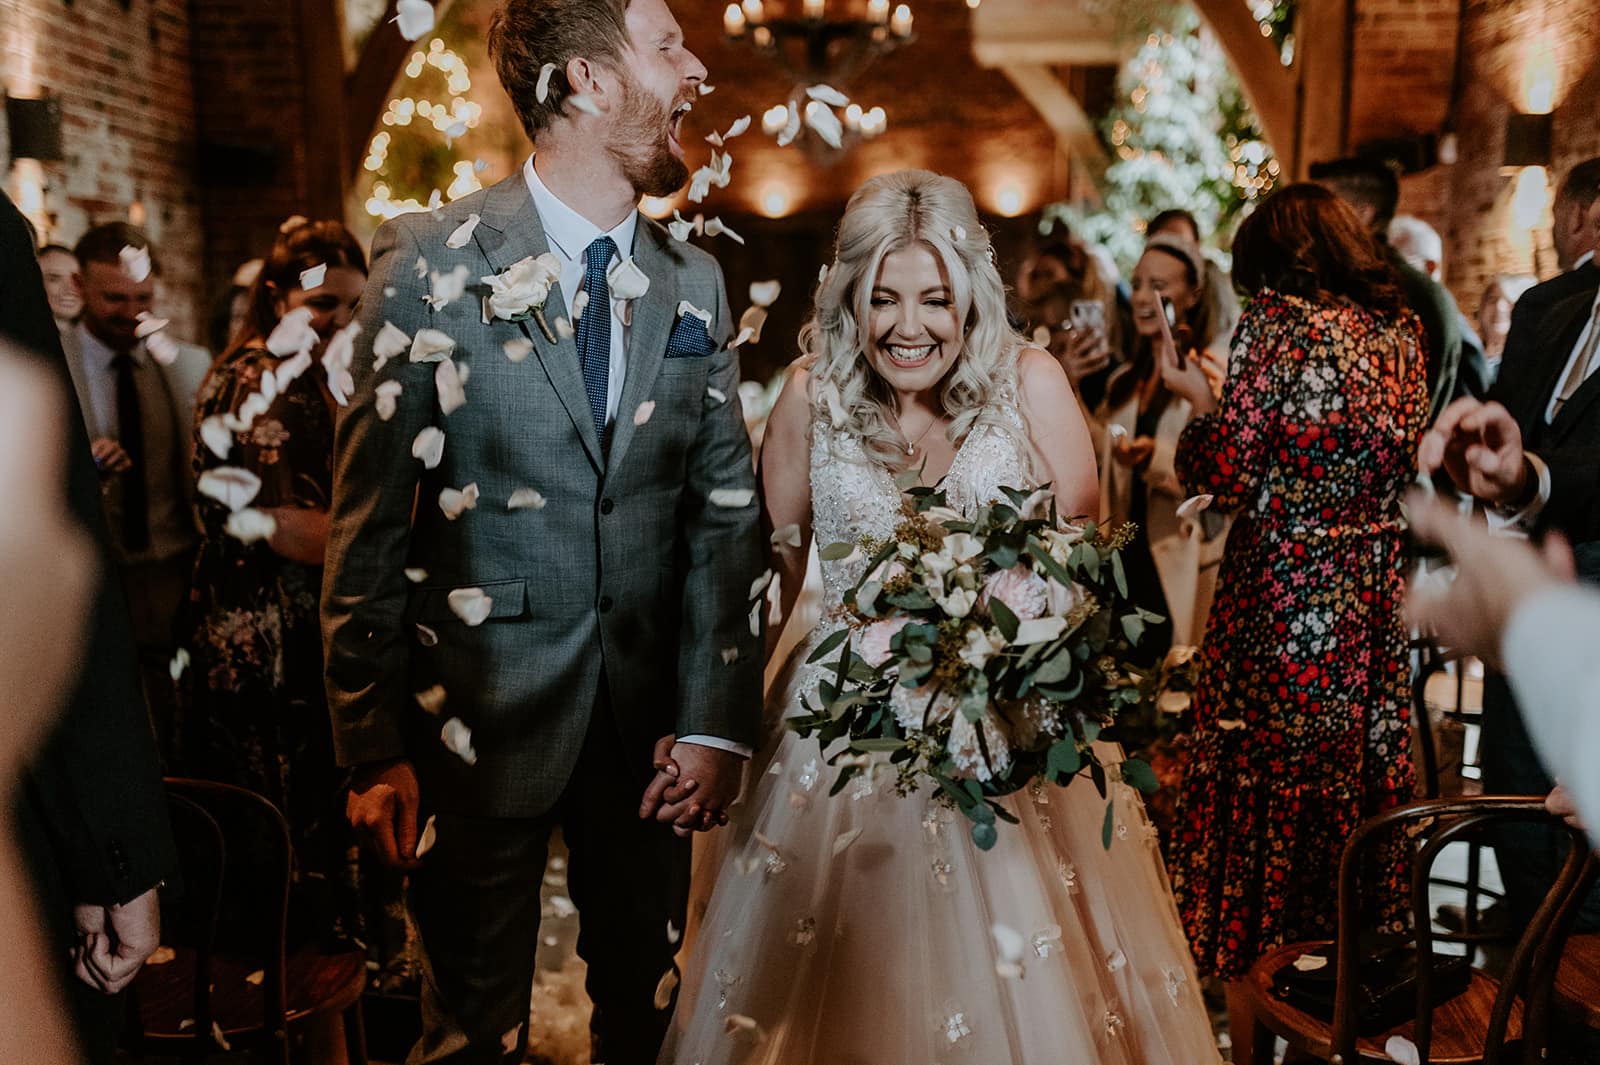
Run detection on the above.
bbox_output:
[1155,184,1426,1056]
[175,220,367,943]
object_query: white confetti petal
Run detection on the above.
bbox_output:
[804,103,843,149]
[224,508,277,544]
[145,330,181,366]
[776,104,802,146]
[416,684,447,714]
[440,717,478,763]
[373,321,412,370]
[1385,1035,1421,1065]
[299,263,327,290]
[394,0,434,40]
[410,328,456,363]
[320,320,360,406]
[724,1014,763,1042]
[265,306,318,356]
[119,245,151,282]
[687,166,715,203]
[439,482,480,520]
[169,648,190,682]
[274,350,313,392]
[500,1023,522,1055]
[698,83,715,95]
[952,225,967,242]
[279,215,308,234]
[411,427,445,469]
[426,264,471,311]
[405,567,429,582]
[445,213,482,249]
[375,379,404,421]
[724,114,751,139]
[667,920,681,944]
[415,256,429,279]
[569,93,602,116]
[198,467,262,511]
[536,63,558,103]
[667,210,701,242]
[748,600,762,637]
[1176,493,1215,520]
[555,316,574,338]
[1292,952,1329,971]
[806,83,850,107]
[1216,719,1247,731]
[435,359,467,415]
[416,623,439,647]
[503,337,534,362]
[244,969,264,986]
[200,415,233,459]
[710,488,755,508]
[147,946,176,965]
[721,647,739,664]
[703,217,744,244]
[415,813,439,857]
[212,1021,232,1051]
[507,488,547,510]
[771,523,801,548]
[737,305,768,344]
[606,256,651,301]
[633,400,657,426]
[831,827,862,857]
[384,286,397,298]
[447,588,492,627]
[707,386,727,403]
[749,569,774,599]
[748,280,781,307]
[652,968,679,1011]
[133,312,169,339]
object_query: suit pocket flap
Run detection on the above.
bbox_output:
[410,578,530,623]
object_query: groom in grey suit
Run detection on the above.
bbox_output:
[321,0,764,1060]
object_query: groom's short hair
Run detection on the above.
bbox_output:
[490,0,632,140]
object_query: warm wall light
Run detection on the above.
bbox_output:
[760,184,792,218]
[1510,165,1549,231]
[1521,40,1557,114]
[994,184,1024,217]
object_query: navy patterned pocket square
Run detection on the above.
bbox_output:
[665,302,718,359]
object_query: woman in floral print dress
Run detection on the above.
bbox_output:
[175,220,367,940]
[1155,184,1426,1055]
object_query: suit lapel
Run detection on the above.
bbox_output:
[606,220,679,473]
[1535,288,1600,447]
[472,174,603,471]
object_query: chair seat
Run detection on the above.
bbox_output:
[1246,940,1522,1064]
[133,943,367,1042]
[1555,934,1600,1027]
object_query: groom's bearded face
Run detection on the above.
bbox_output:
[608,69,692,198]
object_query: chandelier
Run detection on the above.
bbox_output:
[722,0,914,150]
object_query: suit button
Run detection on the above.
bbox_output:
[599,595,614,613]
[600,498,615,515]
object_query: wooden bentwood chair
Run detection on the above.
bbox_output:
[1239,796,1590,1065]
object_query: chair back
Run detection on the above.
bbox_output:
[1521,851,1600,1060]
[163,777,293,1045]
[1328,796,1589,1064]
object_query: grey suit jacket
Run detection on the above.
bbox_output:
[322,174,765,817]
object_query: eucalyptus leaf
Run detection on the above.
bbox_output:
[1047,738,1081,779]
[807,628,851,663]
[1090,760,1108,799]
[1121,614,1146,644]
[972,821,999,851]
[1101,800,1115,850]
[818,541,857,562]
[1111,551,1128,598]
[1120,757,1159,794]
[828,763,861,797]
[989,597,1020,642]
[1033,652,1074,685]
[850,738,907,752]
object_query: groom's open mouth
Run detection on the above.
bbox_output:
[881,342,939,369]
[667,100,692,156]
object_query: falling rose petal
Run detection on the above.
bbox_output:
[721,647,739,664]
[410,328,456,363]
[394,0,435,40]
[503,337,534,362]
[507,488,546,510]
[1216,719,1247,731]
[777,105,801,146]
[412,427,445,469]
[554,316,574,338]
[445,213,482,249]
[707,386,727,403]
[710,488,755,509]
[771,524,801,549]
[148,946,177,966]
[500,1023,523,1055]
[198,467,263,511]
[748,279,781,307]
[274,351,313,391]
[652,968,679,1011]
[200,415,233,459]
[667,920,681,945]
[724,1015,764,1042]
[145,330,182,366]
[447,587,492,627]
[212,1022,232,1051]
[265,306,318,356]
[416,623,439,647]
[606,256,650,301]
[426,264,471,311]
[569,93,602,116]
[415,683,447,714]
[737,305,768,344]
[536,63,558,103]
[169,648,190,682]
[299,263,327,290]
[1384,1036,1421,1065]
[749,569,774,599]
[1175,493,1214,520]
[119,245,152,282]
[633,400,657,426]
[806,83,850,107]
[279,214,308,233]
[951,225,967,242]
[373,320,412,369]
[668,210,702,242]
[831,827,862,857]
[766,571,784,624]
[375,380,404,421]
[804,104,844,149]
[415,256,429,280]
[698,83,715,95]
[405,567,429,582]
[687,166,715,203]
[224,508,277,544]
[439,482,480,520]
[415,814,439,857]
[440,717,478,764]
[435,359,467,415]
[383,286,397,298]
[703,217,745,245]
[723,114,751,139]
[244,969,265,987]
[320,320,361,405]
[748,600,761,637]
[133,312,169,339]
[1292,953,1329,972]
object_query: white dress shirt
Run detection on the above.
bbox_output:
[523,156,751,762]
[1503,584,1600,843]
[524,156,635,427]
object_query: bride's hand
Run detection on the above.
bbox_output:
[638,734,693,820]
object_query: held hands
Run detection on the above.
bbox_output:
[71,887,161,994]
[639,735,741,838]
[346,759,424,869]
[89,437,132,477]
[1405,492,1576,668]
[1418,398,1533,508]
[1111,434,1156,470]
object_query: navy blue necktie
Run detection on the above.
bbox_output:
[574,235,616,438]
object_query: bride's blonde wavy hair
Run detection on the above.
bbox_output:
[801,169,1033,474]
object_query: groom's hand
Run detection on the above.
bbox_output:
[347,758,423,869]
[655,742,741,837]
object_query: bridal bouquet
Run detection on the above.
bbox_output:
[788,484,1163,850]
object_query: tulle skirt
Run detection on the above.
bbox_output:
[660,637,1222,1065]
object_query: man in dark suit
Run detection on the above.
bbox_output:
[0,192,178,1061]
[1497,157,1600,378]
[1312,156,1489,419]
[1422,212,1600,931]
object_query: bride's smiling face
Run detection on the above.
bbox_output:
[865,242,962,398]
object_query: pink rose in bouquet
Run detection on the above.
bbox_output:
[858,616,910,667]
[980,564,1049,621]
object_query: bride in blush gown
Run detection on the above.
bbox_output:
[660,170,1221,1065]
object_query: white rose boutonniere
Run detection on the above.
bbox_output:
[482,253,562,340]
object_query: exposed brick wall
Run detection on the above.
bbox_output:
[0,0,204,344]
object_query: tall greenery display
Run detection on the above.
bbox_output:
[1043,5,1278,267]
